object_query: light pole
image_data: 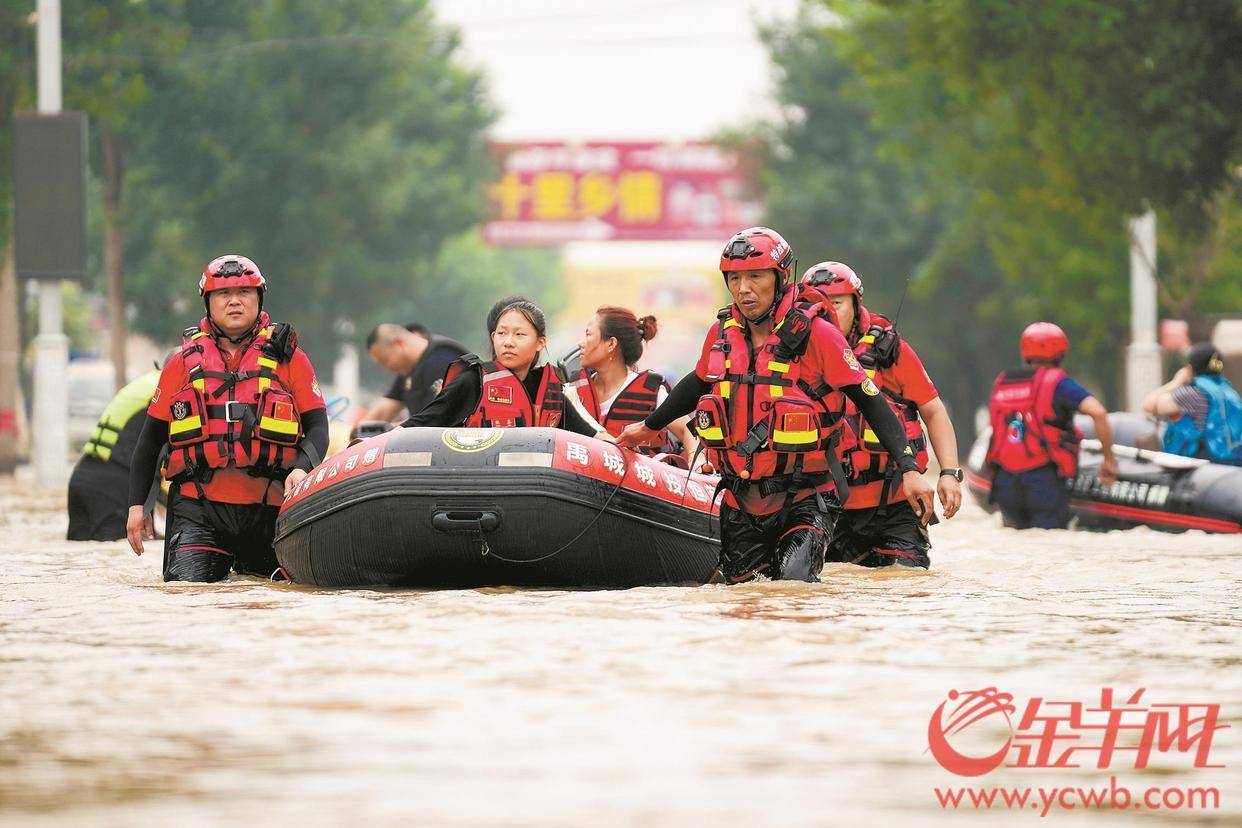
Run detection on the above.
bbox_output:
[1125,209,1162,412]
[32,0,71,487]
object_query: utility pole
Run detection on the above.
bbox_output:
[1126,209,1162,412]
[31,0,70,486]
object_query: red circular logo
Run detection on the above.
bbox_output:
[928,688,1016,777]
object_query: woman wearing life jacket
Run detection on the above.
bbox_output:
[986,322,1118,529]
[402,298,604,438]
[618,227,934,583]
[565,306,700,466]
[800,262,960,569]
[125,255,329,581]
[1143,342,1242,465]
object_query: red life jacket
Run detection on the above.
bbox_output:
[443,356,564,428]
[985,365,1081,477]
[163,314,303,483]
[691,290,854,492]
[841,308,930,508]
[566,369,671,451]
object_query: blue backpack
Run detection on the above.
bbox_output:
[1162,375,1242,464]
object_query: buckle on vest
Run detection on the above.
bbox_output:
[224,400,246,423]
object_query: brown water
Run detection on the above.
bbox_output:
[2,472,1239,826]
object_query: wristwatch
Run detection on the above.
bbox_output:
[939,467,964,482]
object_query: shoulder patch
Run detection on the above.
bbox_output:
[843,348,862,372]
[861,378,880,396]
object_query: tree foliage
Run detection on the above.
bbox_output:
[753,1,1242,434]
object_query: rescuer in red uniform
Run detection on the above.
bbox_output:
[986,322,1118,529]
[126,255,329,581]
[618,227,934,583]
[800,262,960,569]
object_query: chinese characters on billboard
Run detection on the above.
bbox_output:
[484,141,762,245]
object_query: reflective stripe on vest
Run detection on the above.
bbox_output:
[82,370,160,462]
[161,314,302,482]
[838,311,930,506]
[692,292,853,483]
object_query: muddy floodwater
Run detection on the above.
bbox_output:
[1,472,1239,826]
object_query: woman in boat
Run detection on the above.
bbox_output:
[402,297,605,438]
[565,306,699,466]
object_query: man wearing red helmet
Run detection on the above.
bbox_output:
[124,255,329,581]
[985,322,1117,529]
[618,228,933,583]
[802,262,959,569]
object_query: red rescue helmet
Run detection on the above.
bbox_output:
[720,227,795,283]
[1020,322,1069,362]
[199,255,265,298]
[800,261,863,298]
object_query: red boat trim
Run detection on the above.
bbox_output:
[965,468,1240,534]
[1069,499,1241,534]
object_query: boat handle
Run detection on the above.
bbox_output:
[432,510,501,533]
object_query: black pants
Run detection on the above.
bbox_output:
[163,492,281,583]
[67,456,130,541]
[718,491,839,583]
[827,500,932,569]
[991,465,1070,529]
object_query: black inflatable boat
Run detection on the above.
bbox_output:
[274,427,722,588]
[966,413,1242,534]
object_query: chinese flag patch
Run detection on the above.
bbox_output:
[274,401,295,421]
[783,412,813,432]
[487,385,513,405]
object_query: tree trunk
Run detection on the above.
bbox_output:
[102,126,126,391]
[0,229,18,474]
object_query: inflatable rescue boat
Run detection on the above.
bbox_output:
[966,413,1242,534]
[274,427,722,588]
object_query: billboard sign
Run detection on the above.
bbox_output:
[483,141,761,245]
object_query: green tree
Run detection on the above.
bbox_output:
[63,0,189,388]
[122,0,497,373]
[751,0,1242,436]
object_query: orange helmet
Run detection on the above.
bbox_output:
[1019,322,1069,362]
[719,227,795,283]
[199,255,265,297]
[800,261,862,303]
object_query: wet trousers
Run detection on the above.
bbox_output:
[826,500,932,569]
[990,465,1070,530]
[163,491,281,582]
[717,492,839,583]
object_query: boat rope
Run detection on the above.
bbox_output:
[480,444,633,565]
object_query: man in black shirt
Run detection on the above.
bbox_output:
[363,322,468,422]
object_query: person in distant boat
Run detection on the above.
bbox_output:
[985,322,1117,529]
[125,255,329,581]
[363,322,468,423]
[1143,342,1242,465]
[401,297,606,439]
[618,227,933,584]
[564,306,700,466]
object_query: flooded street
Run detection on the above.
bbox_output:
[2,473,1239,826]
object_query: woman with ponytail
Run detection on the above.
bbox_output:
[566,306,699,466]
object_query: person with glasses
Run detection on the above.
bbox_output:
[618,227,934,583]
